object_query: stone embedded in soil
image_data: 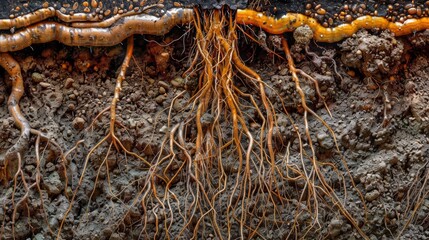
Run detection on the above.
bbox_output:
[39,82,51,88]
[293,25,314,46]
[158,80,169,90]
[72,117,85,130]
[365,189,380,202]
[44,91,63,109]
[49,217,59,229]
[159,125,168,133]
[120,134,134,151]
[34,233,46,240]
[328,219,343,237]
[31,72,44,83]
[159,86,166,94]
[68,103,76,111]
[316,131,334,149]
[172,98,184,111]
[171,77,185,88]
[136,131,159,156]
[110,233,125,240]
[155,94,166,104]
[43,171,64,196]
[64,78,75,89]
[200,112,214,127]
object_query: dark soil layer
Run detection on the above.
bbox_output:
[0,27,428,239]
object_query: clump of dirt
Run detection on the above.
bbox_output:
[0,27,428,240]
[340,30,404,81]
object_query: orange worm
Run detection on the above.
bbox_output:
[236,9,429,43]
[0,7,105,30]
[3,8,429,52]
[0,4,166,30]
[0,8,193,52]
[70,4,164,28]
[0,8,56,30]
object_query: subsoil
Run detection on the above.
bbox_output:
[0,26,428,239]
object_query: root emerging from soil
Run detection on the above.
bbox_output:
[0,53,64,182]
[133,8,367,239]
[57,37,151,238]
[0,53,31,180]
[0,7,367,239]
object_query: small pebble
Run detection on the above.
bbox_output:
[159,125,168,133]
[64,78,74,89]
[72,117,85,130]
[31,72,44,83]
[39,82,51,88]
[68,103,76,111]
[171,77,184,88]
[159,86,166,94]
[158,80,169,90]
[365,190,380,201]
[155,94,166,104]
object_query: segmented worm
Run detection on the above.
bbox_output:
[0,7,106,30]
[0,8,194,52]
[236,10,429,43]
[2,7,429,52]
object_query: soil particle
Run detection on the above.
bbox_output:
[155,94,167,104]
[365,189,380,201]
[316,131,334,149]
[136,127,160,155]
[44,90,63,109]
[64,77,74,89]
[408,29,429,49]
[31,72,45,83]
[340,30,404,80]
[12,220,31,239]
[39,82,51,88]
[171,76,185,88]
[43,171,64,197]
[293,25,314,46]
[72,117,85,130]
[328,219,343,237]
[405,63,429,125]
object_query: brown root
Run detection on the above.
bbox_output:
[0,52,77,239]
[0,53,31,181]
[132,7,280,238]
[0,53,65,181]
[127,7,368,239]
[399,161,429,237]
[57,37,151,238]
[282,36,368,239]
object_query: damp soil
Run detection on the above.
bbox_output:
[0,28,429,239]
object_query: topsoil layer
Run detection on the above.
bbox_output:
[0,26,429,239]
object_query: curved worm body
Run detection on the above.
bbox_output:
[0,0,246,31]
[236,10,429,42]
[0,8,194,52]
[1,1,429,50]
